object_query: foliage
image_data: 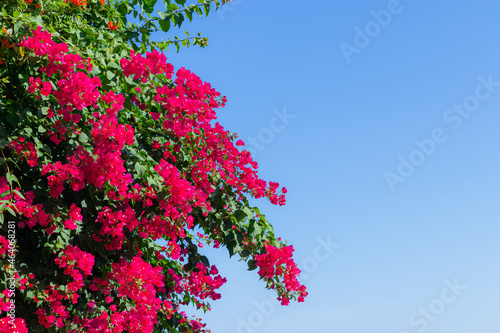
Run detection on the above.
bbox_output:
[0,0,307,332]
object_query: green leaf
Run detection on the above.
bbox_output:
[167,3,178,12]
[25,290,35,300]
[78,132,89,143]
[11,190,25,200]
[6,114,20,126]
[172,12,184,27]
[0,139,8,149]
[142,0,157,14]
[6,206,17,216]
[159,18,171,32]
[158,10,169,20]
[24,127,33,136]
[247,260,257,271]
[117,3,132,16]
[134,162,147,177]
[203,3,210,16]
[233,209,247,222]
[193,5,203,16]
[18,72,30,84]
[185,7,193,21]
[106,70,116,81]
[42,144,51,155]
[5,172,17,185]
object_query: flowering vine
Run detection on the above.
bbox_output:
[0,0,306,332]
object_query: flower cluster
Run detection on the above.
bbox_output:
[34,286,71,329]
[8,137,38,167]
[64,203,83,230]
[55,244,95,284]
[155,159,209,224]
[182,262,227,302]
[0,236,9,257]
[0,177,50,229]
[32,244,96,328]
[100,256,165,333]
[42,161,85,197]
[54,71,101,110]
[28,76,52,97]
[255,244,308,305]
[120,49,173,83]
[94,206,139,250]
[20,26,100,111]
[0,317,28,333]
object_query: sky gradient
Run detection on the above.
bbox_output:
[152,1,500,332]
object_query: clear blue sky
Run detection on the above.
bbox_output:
[152,1,500,332]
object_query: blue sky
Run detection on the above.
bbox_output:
[151,1,500,332]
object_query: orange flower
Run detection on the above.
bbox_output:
[108,21,119,30]
[64,0,87,7]
[100,0,105,5]
[1,38,14,49]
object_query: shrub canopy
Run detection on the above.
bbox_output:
[0,1,307,332]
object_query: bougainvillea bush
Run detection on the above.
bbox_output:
[0,0,307,331]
